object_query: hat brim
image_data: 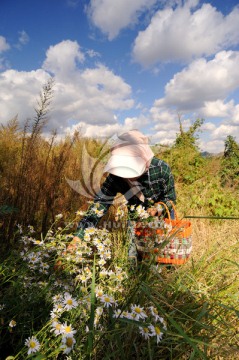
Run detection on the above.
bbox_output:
[104,155,146,178]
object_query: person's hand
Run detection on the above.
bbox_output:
[147,207,158,216]
[147,204,163,217]
[66,236,81,253]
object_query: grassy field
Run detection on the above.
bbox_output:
[0,205,238,359]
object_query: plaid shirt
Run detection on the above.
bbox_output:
[76,156,176,235]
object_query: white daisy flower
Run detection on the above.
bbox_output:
[148,306,161,322]
[136,205,150,219]
[92,237,101,246]
[131,304,147,321]
[120,311,133,319]
[139,326,152,340]
[96,243,105,251]
[112,309,122,318]
[63,293,78,310]
[27,252,40,264]
[95,307,104,317]
[50,321,62,336]
[99,270,108,277]
[32,239,44,246]
[9,319,17,328]
[100,294,116,308]
[95,209,104,217]
[76,210,86,216]
[95,288,104,298]
[27,225,35,233]
[53,294,63,303]
[16,223,23,233]
[53,302,65,314]
[98,258,107,266]
[61,323,77,337]
[158,316,167,330]
[85,227,96,235]
[61,336,76,354]
[149,324,163,343]
[40,262,49,270]
[25,336,41,355]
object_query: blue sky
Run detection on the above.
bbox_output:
[1,0,239,153]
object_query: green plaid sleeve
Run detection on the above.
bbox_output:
[148,157,176,212]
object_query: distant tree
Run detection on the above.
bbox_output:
[221,135,239,188]
[174,117,204,151]
[224,135,239,158]
[161,117,206,184]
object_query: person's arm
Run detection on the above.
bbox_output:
[149,160,176,216]
[74,174,118,238]
[160,162,176,214]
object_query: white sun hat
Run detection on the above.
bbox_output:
[104,130,154,178]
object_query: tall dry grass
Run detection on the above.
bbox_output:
[0,80,107,249]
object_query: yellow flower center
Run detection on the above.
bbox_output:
[67,299,73,305]
[66,337,74,347]
[135,307,141,314]
[65,326,71,333]
[155,326,161,335]
[29,340,36,348]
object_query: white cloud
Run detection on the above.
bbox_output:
[0,40,134,133]
[201,121,217,132]
[132,1,239,66]
[87,0,157,40]
[210,124,238,140]
[15,30,30,50]
[155,51,239,112]
[0,69,50,123]
[63,115,149,139]
[201,99,234,118]
[43,40,85,78]
[18,30,29,45]
[199,138,225,153]
[66,0,80,8]
[0,35,10,53]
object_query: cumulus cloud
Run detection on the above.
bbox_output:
[0,36,10,53]
[0,40,134,133]
[149,50,239,152]
[199,138,225,153]
[211,124,238,140]
[87,0,157,40]
[0,69,50,122]
[42,40,85,78]
[132,1,239,66]
[201,99,235,118]
[155,51,239,112]
[231,104,239,125]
